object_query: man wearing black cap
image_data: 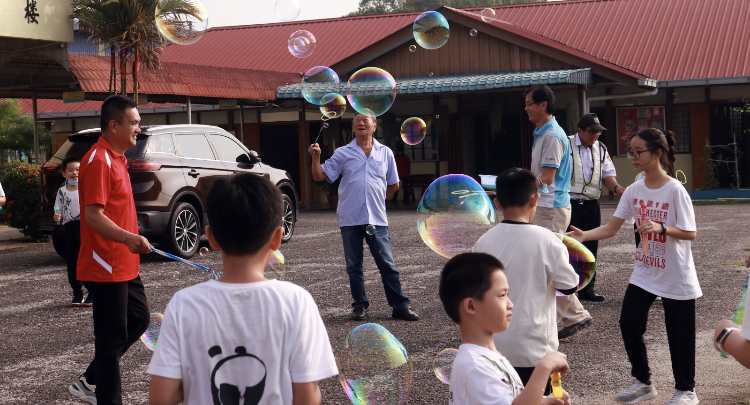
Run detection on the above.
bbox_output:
[567,113,625,302]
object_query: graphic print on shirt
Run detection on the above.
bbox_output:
[59,192,80,222]
[634,198,668,269]
[208,346,267,405]
[481,355,524,397]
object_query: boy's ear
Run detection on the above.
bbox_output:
[493,198,503,212]
[205,226,221,251]
[269,226,283,251]
[460,296,477,317]
[529,193,540,208]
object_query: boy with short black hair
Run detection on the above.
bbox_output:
[53,155,91,307]
[472,167,579,391]
[440,252,570,405]
[147,173,338,405]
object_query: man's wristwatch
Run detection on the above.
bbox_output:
[613,185,624,194]
[716,327,740,353]
[660,223,667,235]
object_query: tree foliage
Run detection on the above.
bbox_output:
[0,100,54,162]
[347,0,540,16]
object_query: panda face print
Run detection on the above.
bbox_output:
[209,346,267,405]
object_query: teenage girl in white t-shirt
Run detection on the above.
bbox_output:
[568,129,701,405]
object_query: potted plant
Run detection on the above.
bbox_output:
[316,176,341,209]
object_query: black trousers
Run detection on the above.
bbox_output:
[619,284,696,391]
[82,276,150,405]
[514,367,552,395]
[567,199,600,293]
[64,221,82,291]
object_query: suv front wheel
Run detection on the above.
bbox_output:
[162,202,201,259]
[281,194,295,243]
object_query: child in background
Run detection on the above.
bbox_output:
[568,129,700,405]
[439,252,571,405]
[148,173,338,405]
[472,168,579,391]
[53,156,90,307]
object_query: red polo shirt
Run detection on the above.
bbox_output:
[77,137,140,282]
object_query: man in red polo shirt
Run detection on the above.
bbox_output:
[68,95,152,405]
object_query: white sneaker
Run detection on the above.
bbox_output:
[616,378,658,404]
[665,389,699,405]
[69,376,97,404]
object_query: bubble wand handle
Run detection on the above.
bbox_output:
[150,247,218,279]
[312,122,329,146]
[550,372,563,399]
[640,202,648,256]
[54,189,62,225]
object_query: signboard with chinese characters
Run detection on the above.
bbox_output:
[0,0,74,42]
[63,91,85,103]
[616,106,666,155]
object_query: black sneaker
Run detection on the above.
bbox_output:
[578,290,605,302]
[392,307,420,321]
[71,290,83,307]
[351,307,368,321]
[82,293,93,307]
[558,318,592,339]
[69,376,97,404]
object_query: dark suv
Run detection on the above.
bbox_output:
[41,125,298,258]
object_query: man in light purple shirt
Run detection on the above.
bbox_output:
[308,113,419,322]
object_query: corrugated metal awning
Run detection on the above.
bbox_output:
[276,68,592,99]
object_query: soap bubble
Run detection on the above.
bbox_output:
[417,174,497,258]
[481,7,496,23]
[553,233,596,296]
[346,67,396,117]
[302,66,340,106]
[429,72,434,77]
[288,30,316,58]
[409,45,417,52]
[320,93,347,119]
[338,323,413,405]
[365,225,376,235]
[199,246,209,256]
[155,0,208,46]
[435,115,440,119]
[413,11,450,50]
[470,29,478,37]
[172,271,180,278]
[274,0,301,21]
[400,117,426,146]
[140,313,164,351]
[433,348,458,385]
[265,250,286,280]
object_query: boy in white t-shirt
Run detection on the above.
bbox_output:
[148,173,338,405]
[439,252,571,405]
[472,168,580,392]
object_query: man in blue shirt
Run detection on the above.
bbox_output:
[524,84,592,339]
[308,113,419,321]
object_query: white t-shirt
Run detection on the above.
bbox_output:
[613,178,702,300]
[473,222,579,367]
[147,279,338,405]
[55,186,80,224]
[450,344,524,405]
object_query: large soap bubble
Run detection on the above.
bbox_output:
[553,233,596,296]
[417,174,497,258]
[274,0,301,21]
[400,117,426,145]
[320,93,347,119]
[140,313,164,351]
[155,0,208,46]
[346,67,397,117]
[265,249,286,280]
[433,348,458,385]
[288,30,316,58]
[480,7,496,23]
[338,323,413,405]
[302,66,340,106]
[413,11,450,50]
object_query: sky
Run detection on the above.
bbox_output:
[201,0,362,28]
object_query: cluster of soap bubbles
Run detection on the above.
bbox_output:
[140,313,164,351]
[338,323,413,405]
[155,0,209,46]
[417,175,497,258]
[433,348,458,384]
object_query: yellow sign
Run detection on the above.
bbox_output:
[63,91,85,103]
[219,99,237,109]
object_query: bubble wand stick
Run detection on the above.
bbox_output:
[640,202,648,256]
[312,122,329,145]
[54,189,63,225]
[150,247,219,279]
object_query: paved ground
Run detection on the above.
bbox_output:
[0,204,749,404]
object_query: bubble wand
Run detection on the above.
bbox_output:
[312,121,329,145]
[640,202,648,256]
[550,372,564,399]
[150,247,219,279]
[54,189,63,225]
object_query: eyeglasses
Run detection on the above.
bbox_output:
[524,101,540,107]
[585,129,602,136]
[626,149,653,160]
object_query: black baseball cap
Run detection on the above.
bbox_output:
[577,113,607,132]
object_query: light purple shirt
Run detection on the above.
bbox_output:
[321,139,399,227]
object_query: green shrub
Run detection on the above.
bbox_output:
[0,161,47,241]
